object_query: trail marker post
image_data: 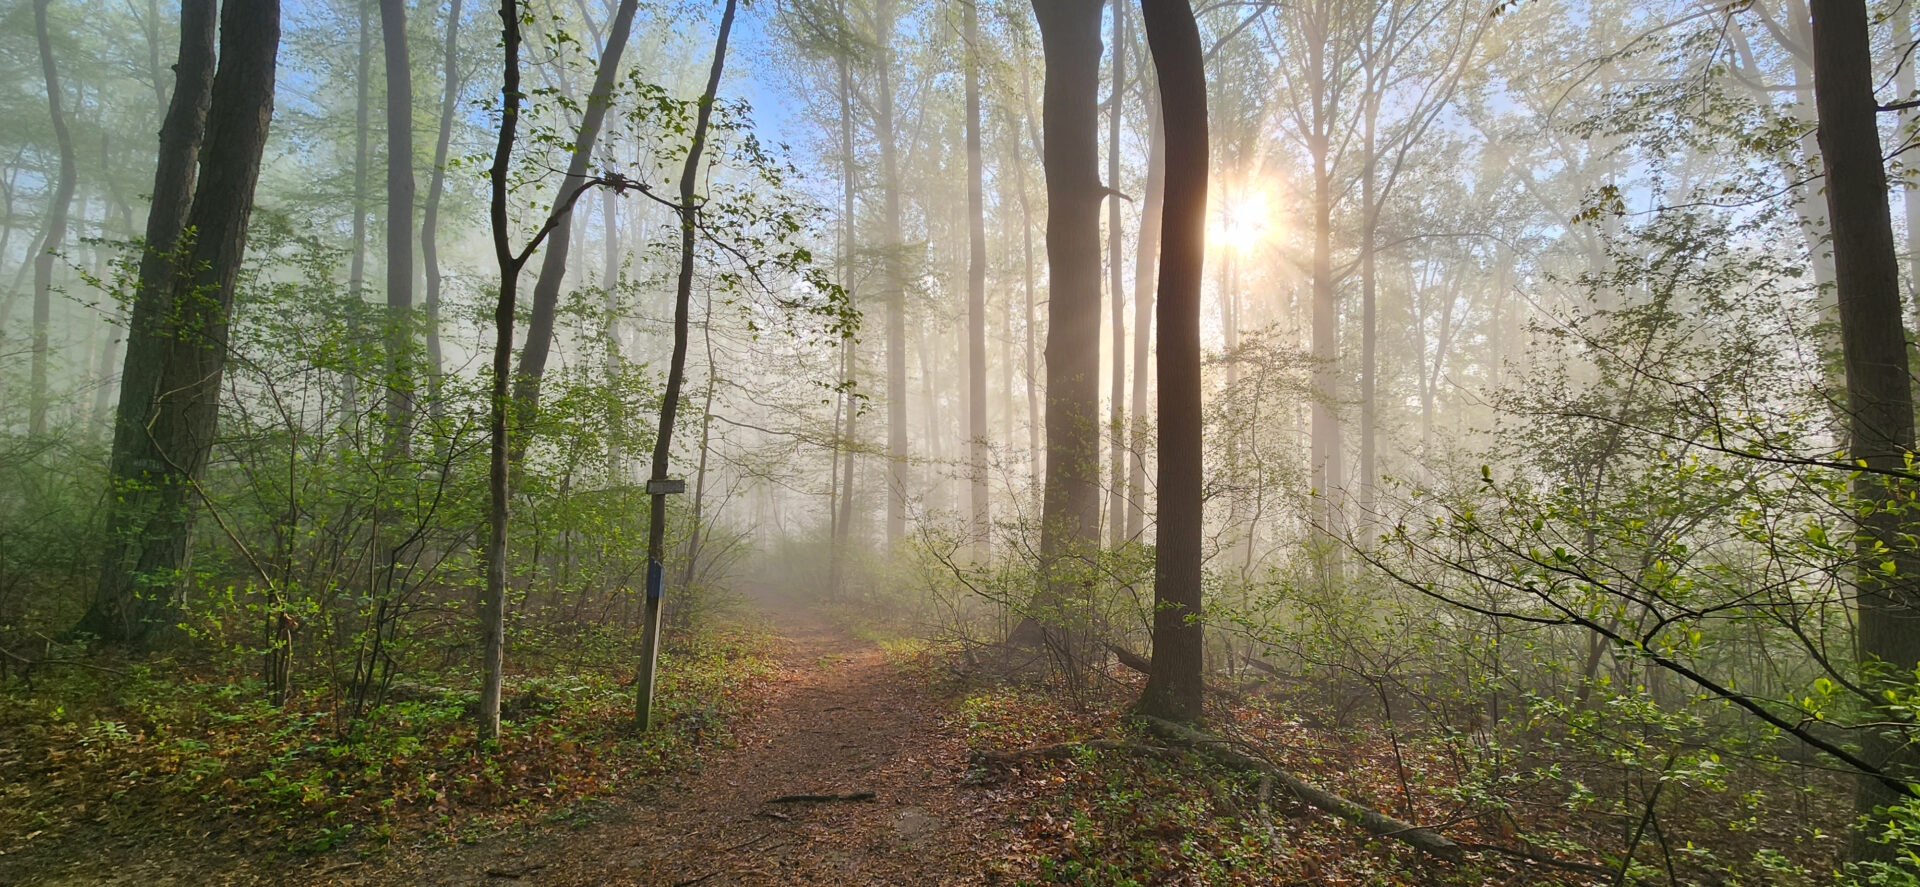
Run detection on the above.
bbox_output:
[635,478,685,730]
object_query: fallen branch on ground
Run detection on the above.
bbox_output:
[970,739,1180,768]
[1141,716,1463,862]
[765,791,876,804]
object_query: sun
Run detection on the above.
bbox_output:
[1213,187,1272,254]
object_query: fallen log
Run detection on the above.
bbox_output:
[765,791,876,804]
[1141,716,1463,862]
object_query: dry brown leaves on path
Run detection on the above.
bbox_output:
[331,595,992,886]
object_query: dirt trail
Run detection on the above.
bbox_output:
[375,591,988,886]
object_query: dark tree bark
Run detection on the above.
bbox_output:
[1105,2,1129,551]
[83,0,216,645]
[420,0,463,423]
[29,0,78,437]
[1808,0,1920,865]
[81,0,280,647]
[635,0,739,730]
[966,0,990,551]
[1135,0,1206,724]
[1125,90,1163,544]
[379,0,416,452]
[481,0,527,742]
[510,0,642,441]
[1013,0,1105,652]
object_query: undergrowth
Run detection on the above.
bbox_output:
[0,621,776,863]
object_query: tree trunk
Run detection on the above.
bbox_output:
[379,0,416,453]
[1899,4,1920,323]
[828,0,858,595]
[1308,93,1339,576]
[82,0,216,645]
[481,0,527,742]
[1012,0,1105,652]
[1105,2,1128,551]
[511,0,642,441]
[1136,0,1207,724]
[1126,89,1163,544]
[876,0,909,548]
[965,0,990,553]
[1809,0,1920,864]
[84,0,279,647]
[29,0,78,437]
[635,0,738,730]
[1358,94,1379,524]
[419,0,460,424]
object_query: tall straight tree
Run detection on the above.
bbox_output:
[83,0,218,644]
[419,0,464,422]
[965,0,990,550]
[1135,0,1205,723]
[378,0,416,450]
[875,0,910,547]
[82,0,281,646]
[508,0,641,444]
[1807,0,1920,865]
[1125,87,1163,543]
[1104,1,1129,550]
[1015,0,1105,651]
[29,0,78,437]
[635,0,740,731]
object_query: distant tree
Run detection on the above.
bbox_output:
[28,0,77,437]
[378,0,415,451]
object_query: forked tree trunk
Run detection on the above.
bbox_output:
[1807,0,1920,865]
[83,0,279,647]
[83,0,216,645]
[1136,0,1206,724]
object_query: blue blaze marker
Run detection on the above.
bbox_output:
[646,558,664,601]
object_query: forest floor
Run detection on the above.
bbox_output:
[8,591,999,886]
[329,591,994,886]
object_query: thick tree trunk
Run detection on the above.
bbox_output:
[83,0,216,645]
[379,0,416,452]
[1136,0,1206,724]
[511,0,642,439]
[1126,92,1164,544]
[29,0,78,437]
[85,0,279,646]
[876,0,909,548]
[966,0,990,552]
[1012,0,1105,653]
[1104,3,1128,551]
[1308,120,1339,575]
[420,0,460,424]
[1808,0,1920,865]
[635,0,738,730]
